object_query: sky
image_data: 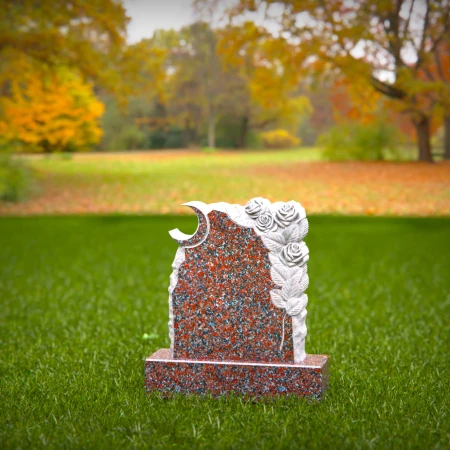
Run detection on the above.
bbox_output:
[123,0,277,43]
[124,0,197,43]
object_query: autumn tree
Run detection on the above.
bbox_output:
[0,0,129,94]
[421,39,450,158]
[232,0,450,161]
[437,40,450,159]
[0,0,143,154]
[218,21,311,147]
[327,74,417,142]
[193,1,226,148]
[166,23,223,148]
[128,21,310,149]
[0,62,104,153]
[143,27,208,147]
[90,15,312,150]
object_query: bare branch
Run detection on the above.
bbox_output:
[371,76,407,99]
[416,0,430,69]
[401,0,416,40]
[426,3,450,57]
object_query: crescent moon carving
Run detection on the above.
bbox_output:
[169,201,211,248]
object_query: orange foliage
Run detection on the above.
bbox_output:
[329,77,382,125]
[0,66,104,152]
[218,22,311,131]
[329,76,431,141]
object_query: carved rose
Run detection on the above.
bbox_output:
[255,213,277,232]
[274,201,304,228]
[280,242,308,267]
[245,197,269,218]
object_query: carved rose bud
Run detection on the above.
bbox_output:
[280,242,309,267]
[245,197,269,219]
[274,201,305,228]
[255,213,277,233]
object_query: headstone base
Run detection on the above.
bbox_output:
[145,349,329,400]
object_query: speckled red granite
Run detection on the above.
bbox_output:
[145,349,329,399]
[172,210,294,363]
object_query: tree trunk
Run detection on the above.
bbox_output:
[237,116,249,148]
[414,116,433,162]
[41,139,52,154]
[207,108,215,149]
[444,115,450,160]
[183,118,191,147]
[191,125,199,146]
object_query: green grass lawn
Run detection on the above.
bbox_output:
[31,147,325,208]
[15,148,326,214]
[4,147,449,217]
[1,215,449,449]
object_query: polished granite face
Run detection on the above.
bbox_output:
[146,349,328,400]
[171,210,294,363]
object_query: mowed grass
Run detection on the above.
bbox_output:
[1,215,449,449]
[2,148,449,216]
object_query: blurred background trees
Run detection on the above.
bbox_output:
[0,63,104,153]
[0,0,449,160]
[232,0,450,161]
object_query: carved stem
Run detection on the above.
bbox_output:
[168,247,186,357]
[292,309,307,363]
[279,312,287,351]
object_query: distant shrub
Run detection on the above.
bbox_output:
[164,128,184,149]
[245,131,264,149]
[0,155,34,202]
[117,125,147,150]
[318,122,400,161]
[149,129,166,149]
[261,129,301,149]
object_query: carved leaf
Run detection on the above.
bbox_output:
[265,231,285,245]
[261,235,284,253]
[299,273,310,292]
[282,275,304,299]
[282,224,300,243]
[270,290,286,309]
[268,252,282,266]
[299,219,309,240]
[286,294,308,316]
[288,265,306,280]
[270,263,291,286]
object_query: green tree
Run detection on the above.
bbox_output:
[108,21,311,150]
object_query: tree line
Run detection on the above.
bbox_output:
[0,0,449,161]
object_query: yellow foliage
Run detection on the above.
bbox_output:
[0,0,128,97]
[261,129,301,149]
[0,65,104,153]
[218,22,312,134]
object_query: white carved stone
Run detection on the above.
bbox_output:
[168,246,185,356]
[167,197,310,363]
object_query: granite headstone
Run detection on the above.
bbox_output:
[145,198,328,399]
